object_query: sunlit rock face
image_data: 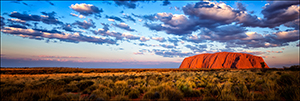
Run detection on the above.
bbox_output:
[179,52,269,69]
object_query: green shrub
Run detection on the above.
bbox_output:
[128,89,140,99]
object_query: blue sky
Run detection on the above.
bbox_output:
[1,0,299,68]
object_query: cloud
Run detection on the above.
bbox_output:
[47,1,55,6]
[93,24,148,42]
[133,52,144,55]
[265,30,299,46]
[114,0,138,9]
[7,18,32,27]
[152,37,166,42]
[0,16,5,28]
[9,11,63,25]
[144,13,199,35]
[8,24,28,29]
[61,23,77,32]
[139,36,150,42]
[72,19,96,29]
[113,23,135,31]
[199,25,248,42]
[122,15,136,23]
[160,44,176,49]
[132,13,157,21]
[239,50,266,56]
[122,32,140,40]
[183,2,240,27]
[162,0,171,6]
[70,13,85,18]
[180,34,206,43]
[239,1,300,28]
[284,18,299,30]
[168,37,180,46]
[35,55,86,59]
[151,49,194,58]
[70,3,103,16]
[106,15,124,22]
[242,32,264,40]
[236,2,247,11]
[1,27,117,45]
[108,19,115,22]
[1,57,181,68]
[185,44,207,53]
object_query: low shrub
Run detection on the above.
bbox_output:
[128,89,140,99]
[91,89,111,101]
[161,86,184,100]
[76,80,94,91]
[111,95,130,101]
[143,91,160,100]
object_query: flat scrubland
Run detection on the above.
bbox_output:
[1,66,299,101]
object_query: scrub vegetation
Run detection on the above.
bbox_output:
[1,65,299,101]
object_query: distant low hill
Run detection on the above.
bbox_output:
[179,52,269,69]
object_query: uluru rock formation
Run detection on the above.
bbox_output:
[179,52,269,69]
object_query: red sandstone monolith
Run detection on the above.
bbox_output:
[179,52,269,69]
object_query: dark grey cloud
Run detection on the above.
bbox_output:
[72,19,96,29]
[70,3,103,16]
[122,15,136,23]
[114,0,138,9]
[106,15,124,22]
[9,11,63,25]
[162,0,171,6]
[1,27,117,45]
[113,23,135,32]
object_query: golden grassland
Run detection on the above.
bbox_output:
[0,66,299,101]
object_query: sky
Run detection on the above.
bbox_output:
[0,0,299,68]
